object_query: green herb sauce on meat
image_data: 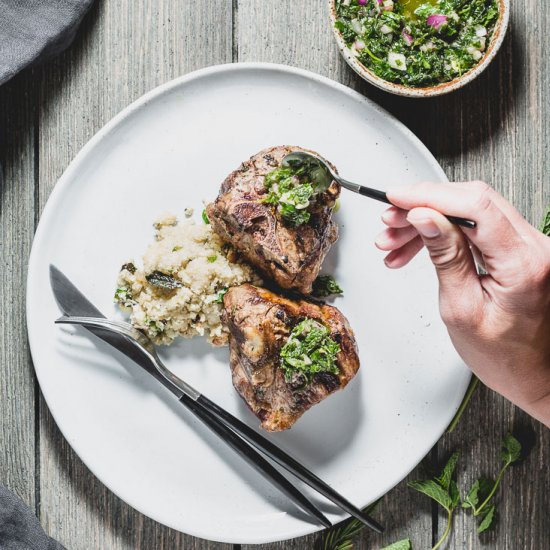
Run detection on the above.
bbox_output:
[263,163,326,227]
[280,319,341,384]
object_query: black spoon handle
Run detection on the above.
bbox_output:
[343,179,477,229]
[180,393,332,528]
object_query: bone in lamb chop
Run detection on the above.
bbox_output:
[206,145,340,295]
[222,284,360,432]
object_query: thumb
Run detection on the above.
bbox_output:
[407,207,481,303]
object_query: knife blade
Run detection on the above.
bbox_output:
[49,266,383,532]
[49,265,172,392]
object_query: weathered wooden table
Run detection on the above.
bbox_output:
[1,1,548,548]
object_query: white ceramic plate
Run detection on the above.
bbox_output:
[27,63,470,544]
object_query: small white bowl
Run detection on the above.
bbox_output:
[329,0,510,98]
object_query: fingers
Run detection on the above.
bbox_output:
[387,181,528,284]
[375,224,418,251]
[383,235,424,268]
[453,181,532,231]
[381,206,410,228]
[406,208,483,317]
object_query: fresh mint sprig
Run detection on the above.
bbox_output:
[381,540,412,550]
[314,500,380,550]
[540,203,550,236]
[408,451,460,550]
[462,433,522,532]
[446,376,479,433]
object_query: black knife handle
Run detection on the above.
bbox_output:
[179,393,331,528]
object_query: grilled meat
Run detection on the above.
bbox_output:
[206,146,340,294]
[222,284,360,431]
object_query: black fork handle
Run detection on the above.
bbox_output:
[197,394,384,533]
[179,393,331,529]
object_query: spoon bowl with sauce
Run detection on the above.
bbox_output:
[282,150,476,229]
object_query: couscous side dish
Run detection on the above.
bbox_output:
[115,213,261,346]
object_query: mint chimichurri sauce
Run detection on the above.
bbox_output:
[335,0,499,88]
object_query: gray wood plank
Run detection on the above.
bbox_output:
[0,71,37,510]
[238,1,550,549]
[36,1,233,548]
[434,0,550,548]
[24,0,548,548]
[237,1,434,549]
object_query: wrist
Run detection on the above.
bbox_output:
[523,391,550,428]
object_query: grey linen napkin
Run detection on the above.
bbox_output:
[0,0,95,86]
[1,1,94,547]
[0,486,66,550]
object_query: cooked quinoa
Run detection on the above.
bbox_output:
[115,213,261,346]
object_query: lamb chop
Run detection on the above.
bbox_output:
[206,146,340,295]
[222,283,360,431]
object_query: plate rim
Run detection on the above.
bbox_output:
[26,62,469,544]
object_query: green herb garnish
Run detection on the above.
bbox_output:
[335,0,500,88]
[312,275,344,298]
[146,318,164,335]
[202,209,210,224]
[315,500,380,550]
[381,540,413,550]
[462,433,521,533]
[114,286,134,306]
[447,375,479,433]
[280,319,340,384]
[172,245,182,252]
[207,254,217,263]
[145,271,183,290]
[263,164,324,227]
[215,288,228,303]
[540,203,550,236]
[408,451,460,550]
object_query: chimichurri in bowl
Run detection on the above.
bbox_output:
[330,0,509,97]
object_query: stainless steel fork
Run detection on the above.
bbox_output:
[55,315,383,533]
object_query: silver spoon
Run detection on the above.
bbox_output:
[282,151,476,229]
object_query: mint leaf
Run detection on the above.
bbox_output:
[462,479,480,510]
[449,479,460,509]
[312,275,344,298]
[501,433,521,466]
[146,271,183,290]
[540,203,550,236]
[436,451,460,491]
[315,500,381,550]
[477,505,496,533]
[408,480,453,512]
[462,477,492,510]
[381,539,412,550]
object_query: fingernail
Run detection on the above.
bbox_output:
[374,230,387,248]
[410,218,440,238]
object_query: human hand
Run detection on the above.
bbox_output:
[375,181,550,426]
